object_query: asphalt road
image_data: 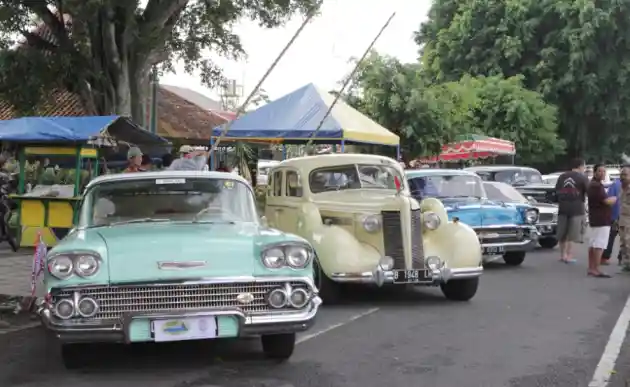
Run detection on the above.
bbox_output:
[2,245,630,387]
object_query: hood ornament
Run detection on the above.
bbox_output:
[158,261,207,270]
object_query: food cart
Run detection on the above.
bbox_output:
[0,115,169,246]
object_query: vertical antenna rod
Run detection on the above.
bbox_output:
[211,1,322,152]
[305,12,396,149]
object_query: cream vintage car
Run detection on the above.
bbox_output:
[264,154,483,302]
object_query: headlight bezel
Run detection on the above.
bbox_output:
[47,251,102,280]
[261,242,313,269]
[525,209,539,224]
[360,214,382,233]
[423,211,441,230]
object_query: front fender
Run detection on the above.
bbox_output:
[309,225,381,277]
[424,221,482,269]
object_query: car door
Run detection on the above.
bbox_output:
[277,169,302,233]
[264,169,284,229]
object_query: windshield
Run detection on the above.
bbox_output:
[484,182,528,204]
[80,177,257,227]
[408,174,485,199]
[494,169,543,184]
[309,164,403,193]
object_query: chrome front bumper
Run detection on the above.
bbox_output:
[38,297,322,344]
[329,264,483,286]
[536,222,557,237]
[478,225,538,255]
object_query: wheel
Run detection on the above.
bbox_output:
[503,251,526,266]
[314,259,341,303]
[539,238,558,249]
[261,333,296,360]
[440,278,479,301]
[61,343,89,369]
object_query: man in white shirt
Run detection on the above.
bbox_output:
[168,145,209,171]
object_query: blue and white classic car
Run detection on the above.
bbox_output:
[406,169,539,266]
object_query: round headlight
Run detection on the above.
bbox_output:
[525,209,538,224]
[77,297,99,318]
[267,288,288,308]
[48,256,74,279]
[423,212,441,230]
[289,288,309,308]
[75,255,99,277]
[54,299,75,319]
[286,246,311,268]
[362,215,381,233]
[262,248,285,268]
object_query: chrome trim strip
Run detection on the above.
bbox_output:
[329,264,483,285]
[157,261,207,270]
[481,240,534,248]
[472,224,537,230]
[49,276,316,291]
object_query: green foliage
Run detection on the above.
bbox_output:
[416,0,630,161]
[346,51,563,165]
[0,0,320,118]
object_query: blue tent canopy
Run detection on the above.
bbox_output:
[211,83,399,146]
[0,115,167,144]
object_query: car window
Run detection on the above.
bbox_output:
[494,169,542,184]
[285,171,302,197]
[408,174,485,199]
[83,177,257,227]
[483,182,529,204]
[272,171,283,196]
[309,164,402,194]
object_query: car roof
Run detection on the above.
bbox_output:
[86,170,249,189]
[274,153,399,170]
[465,165,539,172]
[405,168,478,178]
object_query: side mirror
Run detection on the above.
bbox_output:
[260,216,269,227]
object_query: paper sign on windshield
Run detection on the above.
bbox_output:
[156,178,186,185]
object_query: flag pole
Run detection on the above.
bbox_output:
[210,1,322,156]
[305,12,396,150]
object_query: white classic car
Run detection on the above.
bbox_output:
[263,154,484,302]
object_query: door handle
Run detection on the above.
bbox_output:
[275,208,284,212]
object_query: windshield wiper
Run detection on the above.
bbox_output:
[109,218,171,226]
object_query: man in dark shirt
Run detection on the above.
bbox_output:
[586,164,617,277]
[555,158,590,263]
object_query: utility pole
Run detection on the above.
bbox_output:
[149,65,158,134]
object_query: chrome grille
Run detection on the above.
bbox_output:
[382,210,405,269]
[52,281,310,321]
[410,209,425,268]
[538,213,555,223]
[475,227,527,244]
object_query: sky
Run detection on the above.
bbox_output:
[160,0,432,103]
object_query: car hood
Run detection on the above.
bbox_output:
[441,198,521,227]
[312,189,418,211]
[86,222,293,283]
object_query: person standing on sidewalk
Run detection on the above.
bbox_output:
[555,158,590,263]
[617,166,630,271]
[586,164,617,277]
[602,171,622,265]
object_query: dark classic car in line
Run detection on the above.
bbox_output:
[483,181,559,249]
[465,165,557,204]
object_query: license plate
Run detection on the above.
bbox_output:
[152,316,217,342]
[392,269,431,284]
[482,246,505,255]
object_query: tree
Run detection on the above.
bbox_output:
[431,75,564,164]
[345,51,463,161]
[346,52,563,164]
[416,0,630,162]
[0,0,320,121]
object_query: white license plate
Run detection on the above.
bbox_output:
[482,246,505,255]
[152,316,217,342]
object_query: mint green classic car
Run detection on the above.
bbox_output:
[38,171,321,368]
